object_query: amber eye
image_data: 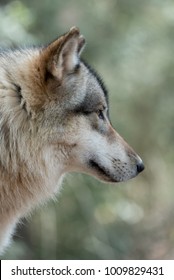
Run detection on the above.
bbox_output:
[97,109,105,120]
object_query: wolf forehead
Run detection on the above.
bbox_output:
[73,59,109,113]
[82,60,108,104]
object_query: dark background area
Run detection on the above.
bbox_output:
[1,0,174,259]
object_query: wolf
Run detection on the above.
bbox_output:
[0,27,144,254]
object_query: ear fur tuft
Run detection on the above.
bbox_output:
[69,26,80,36]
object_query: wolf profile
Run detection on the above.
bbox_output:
[0,27,144,254]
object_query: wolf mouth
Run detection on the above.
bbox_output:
[89,159,117,182]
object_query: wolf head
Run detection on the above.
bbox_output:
[0,27,144,184]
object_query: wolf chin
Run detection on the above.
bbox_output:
[0,27,144,254]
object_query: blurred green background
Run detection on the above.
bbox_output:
[1,0,174,260]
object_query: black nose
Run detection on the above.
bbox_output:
[137,161,145,174]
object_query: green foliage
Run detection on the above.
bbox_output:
[1,0,174,259]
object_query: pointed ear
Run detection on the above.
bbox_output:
[41,27,86,81]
